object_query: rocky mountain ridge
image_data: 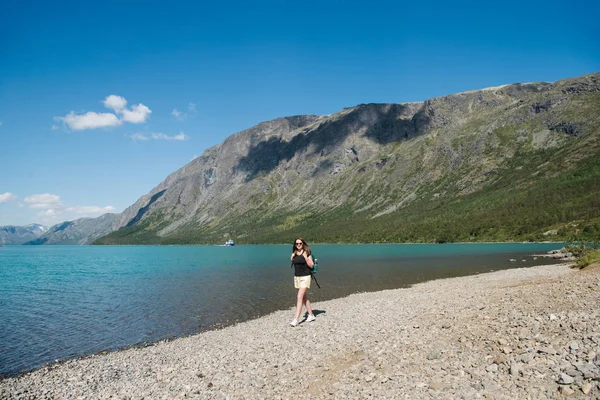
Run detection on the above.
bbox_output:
[21,72,600,245]
[24,214,119,245]
[95,72,599,244]
[0,224,48,245]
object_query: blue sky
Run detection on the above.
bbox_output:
[1,0,598,227]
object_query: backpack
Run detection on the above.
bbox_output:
[311,255,318,273]
[310,255,321,288]
[290,254,321,288]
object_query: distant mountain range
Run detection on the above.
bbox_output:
[12,72,600,245]
[1,214,119,245]
[0,224,48,245]
[23,214,119,245]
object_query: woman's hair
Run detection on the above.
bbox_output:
[292,237,311,255]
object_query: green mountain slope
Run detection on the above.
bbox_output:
[95,73,600,244]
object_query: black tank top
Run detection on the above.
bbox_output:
[292,254,312,277]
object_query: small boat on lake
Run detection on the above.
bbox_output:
[224,239,235,246]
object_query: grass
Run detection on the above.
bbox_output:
[565,242,600,269]
[575,249,600,269]
[93,90,600,245]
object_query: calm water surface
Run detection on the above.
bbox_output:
[0,243,565,377]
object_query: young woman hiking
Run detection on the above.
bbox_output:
[289,237,316,326]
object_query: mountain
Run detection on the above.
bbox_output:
[25,214,119,245]
[0,224,48,245]
[87,72,599,244]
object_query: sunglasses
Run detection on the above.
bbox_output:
[295,242,303,245]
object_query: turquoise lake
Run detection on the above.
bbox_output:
[0,243,565,377]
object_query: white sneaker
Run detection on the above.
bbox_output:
[290,319,298,327]
[306,314,316,322]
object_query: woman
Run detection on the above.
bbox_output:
[290,237,316,326]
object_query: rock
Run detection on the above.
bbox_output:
[576,363,598,379]
[492,355,507,365]
[564,368,580,378]
[558,385,575,396]
[517,352,534,363]
[518,328,531,339]
[558,373,575,384]
[588,351,596,362]
[2,262,599,399]
[569,341,580,351]
[538,346,558,355]
[486,363,498,373]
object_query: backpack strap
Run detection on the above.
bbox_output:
[311,273,321,289]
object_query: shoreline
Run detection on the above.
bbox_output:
[2,262,599,399]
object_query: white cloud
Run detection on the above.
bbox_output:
[103,95,127,112]
[121,103,151,123]
[1,192,116,225]
[51,125,60,130]
[21,193,116,224]
[24,193,64,209]
[40,209,57,217]
[188,102,197,112]
[131,131,189,141]
[171,132,188,140]
[130,133,150,141]
[0,192,17,202]
[172,109,187,120]
[56,111,122,130]
[55,95,152,131]
[65,205,116,215]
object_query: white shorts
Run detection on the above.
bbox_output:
[294,275,311,289]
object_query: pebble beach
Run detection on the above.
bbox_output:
[1,262,599,399]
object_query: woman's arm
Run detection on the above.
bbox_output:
[305,254,314,268]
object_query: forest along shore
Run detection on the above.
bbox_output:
[1,263,599,399]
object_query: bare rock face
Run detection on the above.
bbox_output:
[24,213,119,245]
[51,72,600,244]
[0,224,48,245]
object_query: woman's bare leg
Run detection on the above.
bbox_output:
[295,288,306,321]
[303,291,313,317]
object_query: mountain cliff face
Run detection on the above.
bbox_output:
[95,72,600,244]
[0,224,48,245]
[25,214,119,245]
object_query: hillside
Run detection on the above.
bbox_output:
[25,214,119,245]
[0,224,47,245]
[91,72,600,244]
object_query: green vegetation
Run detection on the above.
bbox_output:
[575,250,600,269]
[565,242,600,269]
[95,146,600,246]
[94,145,600,246]
[92,84,600,246]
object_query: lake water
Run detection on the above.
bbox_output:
[0,243,565,378]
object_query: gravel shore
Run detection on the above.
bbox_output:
[2,262,599,399]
